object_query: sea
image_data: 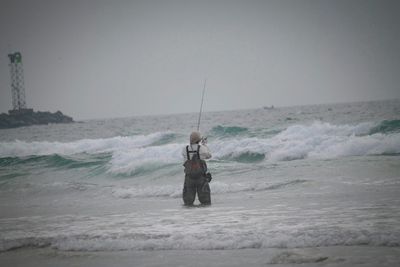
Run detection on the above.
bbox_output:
[1,99,400,266]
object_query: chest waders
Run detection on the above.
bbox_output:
[182,145,211,206]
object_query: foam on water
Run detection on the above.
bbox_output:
[212,121,400,161]
[1,206,399,252]
[1,122,399,177]
[105,121,400,175]
[0,131,173,158]
[268,122,400,160]
[107,143,182,176]
[110,179,307,199]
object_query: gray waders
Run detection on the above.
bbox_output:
[183,175,211,206]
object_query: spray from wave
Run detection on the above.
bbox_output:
[1,121,399,176]
[212,121,400,161]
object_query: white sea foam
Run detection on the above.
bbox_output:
[107,143,183,175]
[1,208,399,252]
[110,180,307,199]
[0,132,173,157]
[211,121,400,161]
[103,122,400,175]
[111,185,181,198]
[1,122,399,173]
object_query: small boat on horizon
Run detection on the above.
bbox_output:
[263,105,274,110]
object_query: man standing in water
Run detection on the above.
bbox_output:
[182,131,212,206]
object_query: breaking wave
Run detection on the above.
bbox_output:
[1,121,399,176]
[368,119,400,135]
[212,121,400,161]
[107,143,182,176]
[0,131,174,158]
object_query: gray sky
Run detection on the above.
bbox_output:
[1,0,399,120]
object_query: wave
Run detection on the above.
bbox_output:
[211,121,400,161]
[1,121,399,175]
[0,154,111,170]
[210,125,249,137]
[0,132,178,176]
[0,131,174,158]
[148,132,177,146]
[1,210,399,252]
[368,119,400,135]
[107,143,183,176]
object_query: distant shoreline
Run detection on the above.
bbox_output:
[0,109,74,129]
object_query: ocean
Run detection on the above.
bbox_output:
[1,99,400,266]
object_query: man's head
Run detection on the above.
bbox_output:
[190,131,202,144]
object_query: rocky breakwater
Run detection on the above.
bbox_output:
[0,109,74,129]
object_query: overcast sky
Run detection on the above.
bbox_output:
[0,0,399,120]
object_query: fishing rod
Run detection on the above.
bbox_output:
[196,79,207,131]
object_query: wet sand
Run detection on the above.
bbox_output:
[1,246,399,267]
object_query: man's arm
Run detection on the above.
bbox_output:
[199,144,212,160]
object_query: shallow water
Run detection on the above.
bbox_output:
[0,100,399,258]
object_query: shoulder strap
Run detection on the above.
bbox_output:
[197,144,201,159]
[186,145,190,160]
[186,144,201,160]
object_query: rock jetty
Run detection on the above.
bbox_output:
[0,109,74,129]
